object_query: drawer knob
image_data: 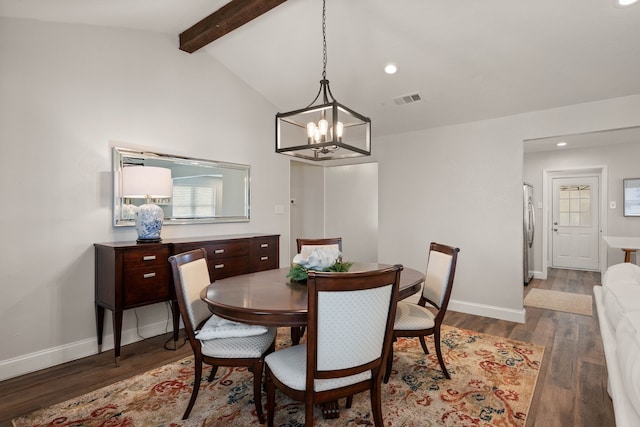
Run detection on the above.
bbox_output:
[143,255,157,261]
[143,272,156,279]
[260,243,269,248]
[214,264,225,269]
[261,256,269,261]
[214,249,225,254]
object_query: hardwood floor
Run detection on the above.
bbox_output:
[448,268,614,427]
[0,268,614,426]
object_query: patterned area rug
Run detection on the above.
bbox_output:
[12,326,544,427]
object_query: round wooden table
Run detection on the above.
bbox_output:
[200,262,425,326]
[200,263,424,420]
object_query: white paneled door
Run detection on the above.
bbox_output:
[551,176,599,270]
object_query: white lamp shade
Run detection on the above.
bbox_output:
[122,166,172,198]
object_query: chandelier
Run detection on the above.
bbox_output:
[275,0,371,161]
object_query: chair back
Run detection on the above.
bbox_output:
[305,265,402,387]
[168,248,212,344]
[296,237,342,254]
[422,242,460,314]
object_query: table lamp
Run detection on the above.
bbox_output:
[122,166,172,243]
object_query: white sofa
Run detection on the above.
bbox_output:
[594,262,640,426]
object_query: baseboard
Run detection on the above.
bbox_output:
[448,298,526,324]
[533,270,545,280]
[1,299,527,381]
[0,319,174,382]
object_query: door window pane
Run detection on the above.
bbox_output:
[558,184,592,226]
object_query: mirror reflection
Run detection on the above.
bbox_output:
[113,147,250,226]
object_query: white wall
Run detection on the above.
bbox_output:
[0,18,290,380]
[524,140,640,269]
[325,162,378,262]
[290,161,379,263]
[372,95,640,322]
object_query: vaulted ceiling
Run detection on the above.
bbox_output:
[2,0,640,141]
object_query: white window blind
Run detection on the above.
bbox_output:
[172,176,219,218]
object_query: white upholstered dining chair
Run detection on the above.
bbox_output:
[384,242,460,382]
[265,265,402,427]
[169,248,277,422]
[291,237,343,344]
[296,237,343,254]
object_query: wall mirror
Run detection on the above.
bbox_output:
[113,147,250,226]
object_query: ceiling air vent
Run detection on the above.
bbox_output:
[393,92,422,105]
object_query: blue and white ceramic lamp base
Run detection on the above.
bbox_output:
[135,203,164,243]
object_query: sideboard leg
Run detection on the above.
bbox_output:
[95,304,105,354]
[113,310,123,367]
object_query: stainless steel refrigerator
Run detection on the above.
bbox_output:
[523,183,535,285]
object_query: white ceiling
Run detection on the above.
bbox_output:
[2,0,640,141]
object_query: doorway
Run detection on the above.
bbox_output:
[551,175,600,270]
[542,167,608,277]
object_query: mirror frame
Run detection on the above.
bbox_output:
[113,147,250,226]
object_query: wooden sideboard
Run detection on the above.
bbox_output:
[95,233,280,365]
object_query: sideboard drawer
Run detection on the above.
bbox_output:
[123,265,172,306]
[204,240,250,260]
[173,240,250,261]
[250,236,279,272]
[123,247,171,269]
[208,256,250,280]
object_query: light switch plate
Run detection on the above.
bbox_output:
[610,201,616,209]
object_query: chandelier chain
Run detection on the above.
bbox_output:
[322,0,327,80]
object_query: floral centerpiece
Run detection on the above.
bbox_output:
[287,246,353,282]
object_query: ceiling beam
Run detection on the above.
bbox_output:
[179,0,287,53]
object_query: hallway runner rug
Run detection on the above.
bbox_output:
[524,288,593,316]
[12,326,544,427]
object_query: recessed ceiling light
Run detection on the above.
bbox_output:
[556,141,568,147]
[384,64,397,75]
[615,0,638,7]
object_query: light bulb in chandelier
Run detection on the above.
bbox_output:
[306,120,343,144]
[334,121,344,141]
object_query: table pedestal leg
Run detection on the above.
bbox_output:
[321,401,340,419]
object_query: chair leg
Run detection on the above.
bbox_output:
[383,344,394,383]
[207,365,219,382]
[304,393,314,427]
[434,327,450,379]
[290,326,305,345]
[370,380,384,427]
[346,395,353,408]
[419,336,429,354]
[266,368,275,427]
[183,359,203,419]
[253,360,266,423]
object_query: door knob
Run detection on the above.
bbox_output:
[553,228,558,231]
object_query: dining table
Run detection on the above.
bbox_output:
[200,262,425,327]
[200,262,425,420]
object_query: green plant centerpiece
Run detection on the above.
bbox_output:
[286,246,353,283]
